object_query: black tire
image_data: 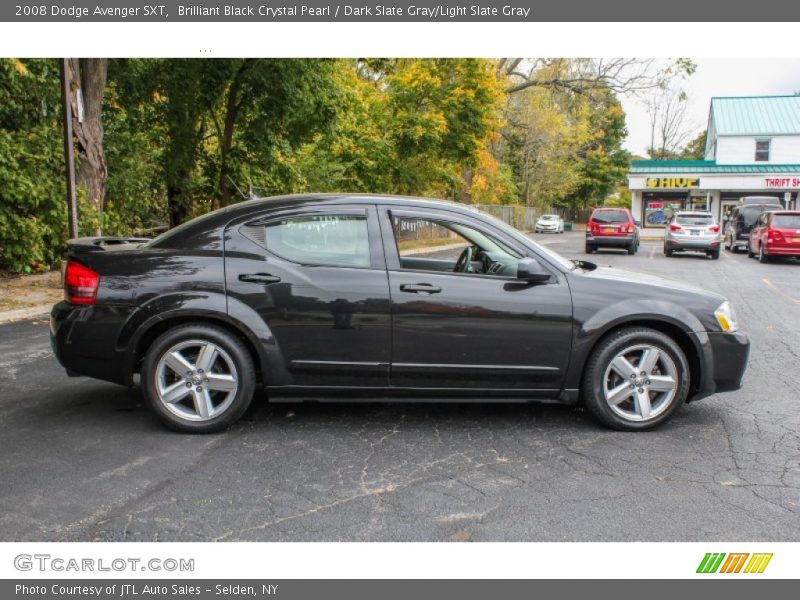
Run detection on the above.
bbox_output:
[710,248,720,260]
[758,244,770,263]
[585,243,596,254]
[140,324,256,433]
[664,246,673,257]
[747,244,755,258]
[627,243,636,255]
[582,327,690,431]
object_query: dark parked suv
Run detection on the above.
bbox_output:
[51,194,749,433]
[724,197,783,252]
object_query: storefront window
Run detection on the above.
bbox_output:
[644,197,685,227]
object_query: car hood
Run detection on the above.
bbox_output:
[577,265,724,301]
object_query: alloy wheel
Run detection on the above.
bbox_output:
[154,339,238,421]
[603,343,678,422]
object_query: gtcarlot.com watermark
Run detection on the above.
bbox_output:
[14,554,195,573]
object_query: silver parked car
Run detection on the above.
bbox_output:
[664,211,721,259]
[534,214,564,234]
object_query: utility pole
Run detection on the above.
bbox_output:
[59,58,79,239]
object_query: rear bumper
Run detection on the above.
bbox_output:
[692,330,750,400]
[667,237,720,251]
[50,301,133,386]
[764,244,800,256]
[586,234,635,246]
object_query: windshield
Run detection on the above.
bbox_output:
[592,210,628,223]
[476,210,576,270]
[772,214,800,229]
[676,214,714,226]
[540,215,558,221]
[741,206,772,227]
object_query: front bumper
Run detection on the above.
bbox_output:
[693,330,750,400]
[586,233,635,247]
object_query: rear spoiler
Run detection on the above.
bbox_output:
[67,236,150,253]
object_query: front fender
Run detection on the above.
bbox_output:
[564,298,712,394]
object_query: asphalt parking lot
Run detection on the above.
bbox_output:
[1,230,799,542]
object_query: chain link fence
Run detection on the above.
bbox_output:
[474,205,592,231]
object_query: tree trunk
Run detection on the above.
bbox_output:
[67,58,108,233]
[459,168,473,204]
[217,59,255,209]
[167,178,192,228]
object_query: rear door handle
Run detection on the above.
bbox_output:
[239,273,281,284]
[400,283,442,294]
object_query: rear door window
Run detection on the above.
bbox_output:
[264,214,371,267]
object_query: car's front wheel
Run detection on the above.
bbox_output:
[582,327,690,431]
[141,324,256,433]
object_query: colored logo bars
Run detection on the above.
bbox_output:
[696,553,773,574]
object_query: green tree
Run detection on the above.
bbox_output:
[679,130,707,160]
[0,59,66,271]
[573,91,630,208]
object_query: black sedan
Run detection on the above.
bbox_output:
[51,194,750,433]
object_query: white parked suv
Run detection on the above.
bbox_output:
[664,211,722,259]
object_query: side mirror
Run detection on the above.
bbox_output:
[517,258,551,283]
[634,220,642,228]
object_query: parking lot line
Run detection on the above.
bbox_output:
[762,277,800,305]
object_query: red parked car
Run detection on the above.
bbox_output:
[748,211,800,262]
[585,207,640,255]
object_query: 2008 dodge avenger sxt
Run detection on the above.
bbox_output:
[50,194,750,433]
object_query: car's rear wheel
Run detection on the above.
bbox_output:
[582,327,690,431]
[141,324,256,433]
[585,243,596,254]
[709,248,720,260]
[664,245,673,257]
[627,242,636,255]
[758,244,770,263]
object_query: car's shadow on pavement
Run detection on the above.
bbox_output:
[664,253,715,260]
[19,380,724,439]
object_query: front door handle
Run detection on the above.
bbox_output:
[239,273,281,284]
[400,283,442,294]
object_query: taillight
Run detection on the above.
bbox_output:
[669,224,682,232]
[708,225,720,233]
[767,229,784,243]
[64,260,99,305]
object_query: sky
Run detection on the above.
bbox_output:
[620,58,800,157]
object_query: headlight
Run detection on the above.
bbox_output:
[714,301,739,333]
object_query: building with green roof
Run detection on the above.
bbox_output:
[628,95,800,235]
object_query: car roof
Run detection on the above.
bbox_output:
[151,193,494,247]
